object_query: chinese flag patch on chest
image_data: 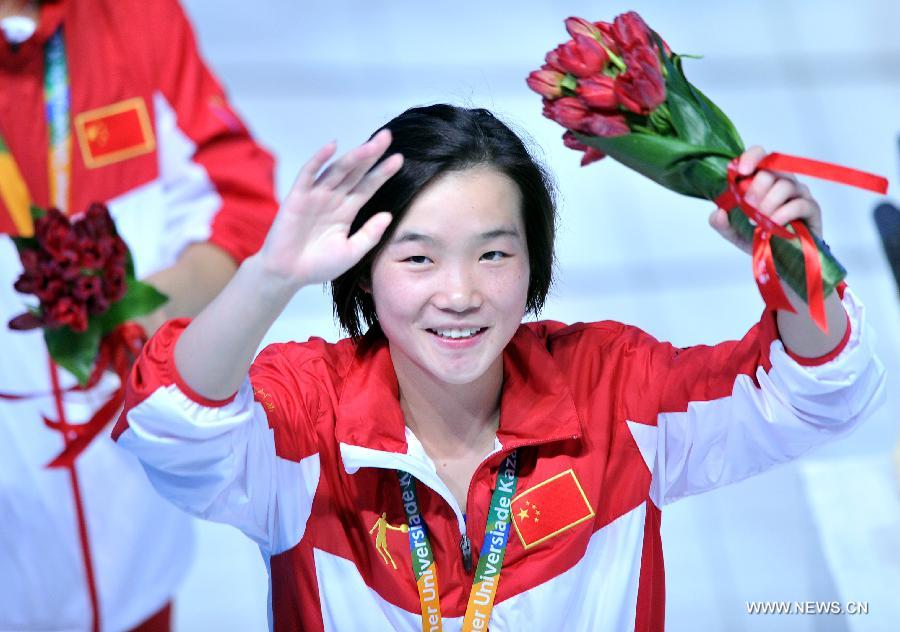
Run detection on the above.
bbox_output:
[74,97,155,168]
[511,468,596,549]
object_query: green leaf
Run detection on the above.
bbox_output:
[685,80,744,154]
[122,239,137,278]
[44,321,102,386]
[661,154,733,200]
[648,104,674,136]
[10,235,38,252]
[96,278,168,333]
[670,54,744,154]
[655,45,743,156]
[576,131,734,198]
[660,56,722,148]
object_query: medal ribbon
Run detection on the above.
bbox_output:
[0,134,32,235]
[44,28,71,214]
[0,28,70,236]
[398,450,519,632]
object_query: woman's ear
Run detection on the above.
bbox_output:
[359,276,372,294]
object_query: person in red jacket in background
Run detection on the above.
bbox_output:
[0,0,278,629]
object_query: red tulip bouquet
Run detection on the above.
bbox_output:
[527,12,888,331]
[8,204,166,386]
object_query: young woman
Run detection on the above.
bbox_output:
[115,105,884,631]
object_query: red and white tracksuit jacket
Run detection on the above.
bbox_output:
[115,289,884,631]
[0,0,277,629]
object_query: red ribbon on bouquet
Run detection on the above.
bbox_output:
[44,322,146,468]
[0,323,146,466]
[715,153,888,333]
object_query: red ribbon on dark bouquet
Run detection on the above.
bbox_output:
[0,323,146,467]
[44,322,146,468]
[714,153,888,333]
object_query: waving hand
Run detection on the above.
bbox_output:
[259,129,403,287]
[173,131,403,400]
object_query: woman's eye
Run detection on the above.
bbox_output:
[404,255,432,264]
[481,251,508,262]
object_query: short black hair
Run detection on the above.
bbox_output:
[331,104,557,338]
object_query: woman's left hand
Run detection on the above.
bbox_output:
[708,145,822,253]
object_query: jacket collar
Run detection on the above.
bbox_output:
[335,323,583,462]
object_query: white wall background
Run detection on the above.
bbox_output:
[175,1,900,630]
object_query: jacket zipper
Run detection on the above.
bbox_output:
[459,433,580,574]
[343,432,580,575]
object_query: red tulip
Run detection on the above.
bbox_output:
[544,48,565,73]
[20,249,40,275]
[78,241,103,269]
[36,279,65,304]
[47,296,89,332]
[584,112,629,137]
[84,203,116,236]
[595,22,620,55]
[526,67,566,99]
[38,223,73,261]
[89,292,110,316]
[555,35,609,78]
[544,97,629,137]
[565,17,622,54]
[577,76,617,110]
[12,274,40,295]
[102,266,127,302]
[565,17,602,40]
[8,311,44,331]
[543,97,593,132]
[562,131,588,151]
[562,131,606,166]
[612,11,653,51]
[580,147,606,166]
[13,250,43,294]
[615,47,666,115]
[73,275,103,302]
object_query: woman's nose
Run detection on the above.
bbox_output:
[433,265,483,312]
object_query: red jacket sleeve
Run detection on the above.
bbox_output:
[145,0,278,263]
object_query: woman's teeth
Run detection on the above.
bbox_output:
[430,327,484,339]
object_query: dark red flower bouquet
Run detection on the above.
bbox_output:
[528,12,888,331]
[9,204,166,385]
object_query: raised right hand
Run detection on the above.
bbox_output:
[258,129,403,288]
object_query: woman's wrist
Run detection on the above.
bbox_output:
[241,253,306,304]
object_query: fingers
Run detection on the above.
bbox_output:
[708,208,751,254]
[741,165,822,237]
[756,177,798,215]
[331,130,396,195]
[737,145,767,176]
[291,141,338,194]
[769,197,822,236]
[344,153,404,208]
[346,211,394,262]
[317,129,394,191]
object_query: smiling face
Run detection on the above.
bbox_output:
[370,166,530,387]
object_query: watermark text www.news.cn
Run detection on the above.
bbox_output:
[746,601,869,615]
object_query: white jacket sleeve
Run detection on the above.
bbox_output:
[113,318,321,554]
[623,288,886,506]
